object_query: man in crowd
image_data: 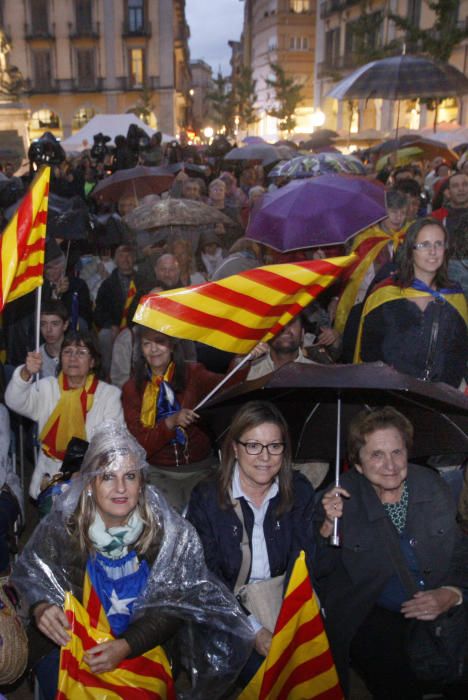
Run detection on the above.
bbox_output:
[94,244,136,378]
[432,171,468,235]
[246,315,314,380]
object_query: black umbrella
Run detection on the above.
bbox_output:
[202,362,468,459]
[327,54,468,102]
[301,129,339,150]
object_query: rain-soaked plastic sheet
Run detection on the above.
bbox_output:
[13,423,254,698]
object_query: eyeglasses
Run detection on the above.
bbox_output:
[413,241,446,251]
[236,440,285,455]
[62,348,90,359]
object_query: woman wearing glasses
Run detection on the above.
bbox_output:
[354,218,468,387]
[5,330,123,500]
[186,400,315,684]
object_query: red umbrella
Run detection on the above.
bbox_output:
[92,165,174,203]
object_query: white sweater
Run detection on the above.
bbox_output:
[5,367,124,498]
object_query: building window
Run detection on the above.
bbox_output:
[325,28,340,67]
[268,36,278,51]
[290,0,310,12]
[32,50,52,89]
[72,106,95,130]
[129,48,144,87]
[128,0,144,33]
[76,49,95,88]
[407,0,421,26]
[30,0,49,35]
[31,108,60,129]
[289,36,309,51]
[75,0,93,33]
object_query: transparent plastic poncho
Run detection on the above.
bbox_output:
[12,423,254,698]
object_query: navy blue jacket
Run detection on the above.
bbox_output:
[186,471,315,591]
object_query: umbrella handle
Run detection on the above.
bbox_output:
[330,396,342,547]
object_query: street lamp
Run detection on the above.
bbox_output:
[203,126,214,142]
[311,109,326,131]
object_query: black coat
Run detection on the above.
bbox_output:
[313,464,466,691]
[94,268,128,329]
[186,471,316,591]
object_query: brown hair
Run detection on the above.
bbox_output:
[347,406,413,467]
[396,217,451,288]
[217,400,293,516]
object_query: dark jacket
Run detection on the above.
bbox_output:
[313,464,466,692]
[186,471,315,591]
[361,293,468,387]
[94,268,130,329]
[43,277,93,330]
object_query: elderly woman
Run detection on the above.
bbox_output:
[5,330,123,499]
[315,407,467,698]
[355,218,468,387]
[187,400,315,684]
[12,423,252,700]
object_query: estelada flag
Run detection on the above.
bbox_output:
[0,166,50,311]
[134,256,354,354]
[57,574,175,700]
[238,551,343,700]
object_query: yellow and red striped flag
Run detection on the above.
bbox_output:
[134,256,354,354]
[0,166,50,311]
[239,551,343,700]
[57,582,175,700]
[120,279,137,329]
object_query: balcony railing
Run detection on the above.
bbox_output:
[24,23,55,40]
[320,0,360,19]
[69,21,100,39]
[23,77,58,93]
[122,20,151,37]
[73,77,104,92]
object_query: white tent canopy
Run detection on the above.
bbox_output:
[61,114,174,153]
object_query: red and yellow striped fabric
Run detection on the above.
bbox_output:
[57,579,175,700]
[134,256,354,354]
[0,166,50,311]
[120,279,137,329]
[239,551,343,700]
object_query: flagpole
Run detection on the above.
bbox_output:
[194,351,253,412]
[330,395,342,547]
[34,285,42,389]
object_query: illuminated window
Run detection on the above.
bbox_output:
[290,0,310,12]
[129,48,144,87]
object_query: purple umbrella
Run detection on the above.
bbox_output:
[246,174,386,251]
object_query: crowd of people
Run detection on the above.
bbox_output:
[0,126,467,698]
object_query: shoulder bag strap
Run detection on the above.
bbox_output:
[232,497,252,594]
[422,300,442,381]
[379,516,419,597]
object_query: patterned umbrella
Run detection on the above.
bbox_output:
[246,175,386,251]
[269,153,366,179]
[327,54,468,101]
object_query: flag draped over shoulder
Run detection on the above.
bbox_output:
[134,256,354,354]
[239,551,343,700]
[334,224,408,334]
[353,278,468,363]
[57,573,175,700]
[0,166,50,311]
